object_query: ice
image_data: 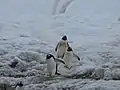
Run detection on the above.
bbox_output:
[0,0,120,90]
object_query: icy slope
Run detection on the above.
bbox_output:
[0,0,120,90]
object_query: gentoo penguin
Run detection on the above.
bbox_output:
[46,54,65,76]
[55,35,69,74]
[55,35,69,58]
[15,82,24,90]
[63,46,80,69]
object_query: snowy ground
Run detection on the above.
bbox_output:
[0,0,120,90]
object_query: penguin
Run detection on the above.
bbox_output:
[63,46,80,69]
[55,35,69,75]
[15,82,24,90]
[55,35,69,58]
[46,54,65,76]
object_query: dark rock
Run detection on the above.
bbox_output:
[9,61,18,68]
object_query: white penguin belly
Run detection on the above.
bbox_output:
[57,47,66,58]
[63,52,73,68]
[47,59,56,74]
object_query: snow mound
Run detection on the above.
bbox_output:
[80,80,120,90]
[0,65,15,76]
[17,51,45,63]
[0,78,15,90]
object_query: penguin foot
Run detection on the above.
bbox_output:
[55,72,61,75]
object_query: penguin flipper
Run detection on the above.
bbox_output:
[55,42,59,51]
[73,53,80,61]
[55,58,65,64]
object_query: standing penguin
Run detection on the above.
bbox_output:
[46,54,65,76]
[63,46,80,69]
[55,35,69,74]
[15,82,24,90]
[55,35,69,58]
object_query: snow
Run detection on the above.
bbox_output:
[0,0,120,90]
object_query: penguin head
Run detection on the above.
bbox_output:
[67,47,73,52]
[62,35,67,41]
[16,81,23,87]
[46,54,55,60]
